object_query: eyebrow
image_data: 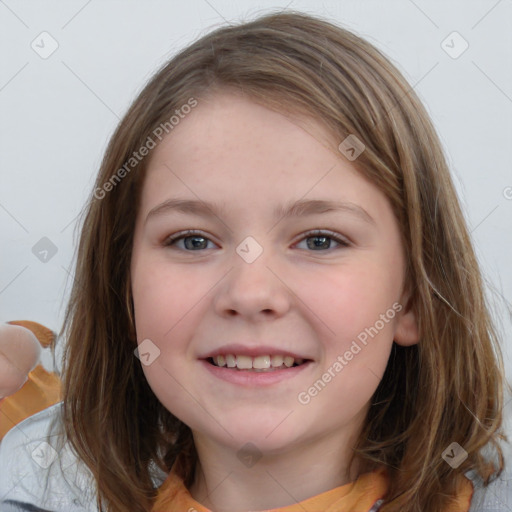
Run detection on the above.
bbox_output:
[145,198,375,226]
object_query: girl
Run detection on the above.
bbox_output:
[0,9,508,512]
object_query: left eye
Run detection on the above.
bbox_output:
[295,230,350,251]
[162,230,349,252]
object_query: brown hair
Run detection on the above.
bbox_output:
[59,10,508,511]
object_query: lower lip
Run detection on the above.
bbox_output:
[200,360,313,386]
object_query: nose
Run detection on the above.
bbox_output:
[213,248,291,320]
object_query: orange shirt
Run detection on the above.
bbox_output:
[152,461,474,512]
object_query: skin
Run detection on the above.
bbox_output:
[0,323,41,399]
[130,90,419,511]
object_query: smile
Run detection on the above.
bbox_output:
[201,357,313,386]
[208,354,307,371]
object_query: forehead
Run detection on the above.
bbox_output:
[138,91,389,224]
[155,90,339,162]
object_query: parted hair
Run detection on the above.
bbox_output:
[59,10,508,511]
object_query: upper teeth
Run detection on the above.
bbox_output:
[212,354,304,369]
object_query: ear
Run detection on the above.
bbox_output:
[393,288,420,347]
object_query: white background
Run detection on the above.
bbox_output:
[1,0,511,455]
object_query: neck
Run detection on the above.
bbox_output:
[188,429,364,512]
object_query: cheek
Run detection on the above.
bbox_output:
[300,259,401,396]
[306,260,400,337]
[298,263,398,417]
[131,254,199,339]
[131,256,202,419]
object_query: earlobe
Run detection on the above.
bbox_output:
[393,294,420,347]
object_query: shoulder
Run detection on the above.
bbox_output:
[0,402,169,511]
[0,402,99,511]
[466,463,512,511]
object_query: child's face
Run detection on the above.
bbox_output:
[130,90,418,458]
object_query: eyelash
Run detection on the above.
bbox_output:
[162,229,350,252]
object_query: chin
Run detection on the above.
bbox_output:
[200,417,306,454]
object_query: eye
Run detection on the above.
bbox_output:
[163,230,216,251]
[163,229,350,252]
[294,230,350,251]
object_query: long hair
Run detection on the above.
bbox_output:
[59,10,508,511]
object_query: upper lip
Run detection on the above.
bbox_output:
[200,344,313,360]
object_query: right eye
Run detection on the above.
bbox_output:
[162,230,217,251]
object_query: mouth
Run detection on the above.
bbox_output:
[205,354,312,372]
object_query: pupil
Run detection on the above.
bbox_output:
[186,236,206,249]
[309,236,329,250]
